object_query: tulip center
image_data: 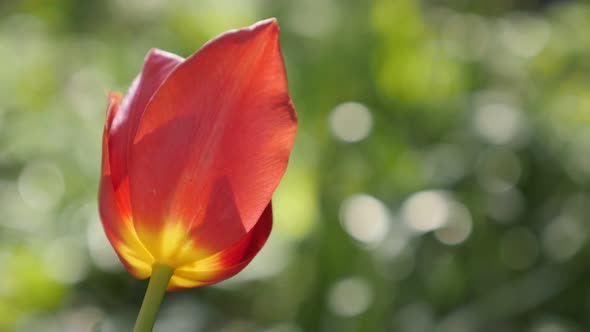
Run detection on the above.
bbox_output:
[136,222,211,269]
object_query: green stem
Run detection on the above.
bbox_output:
[133,264,174,332]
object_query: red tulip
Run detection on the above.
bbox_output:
[99,19,297,290]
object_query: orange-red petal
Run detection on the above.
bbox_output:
[127,19,297,259]
[168,202,273,290]
[108,49,183,188]
[99,93,154,278]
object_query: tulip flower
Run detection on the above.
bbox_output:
[98,19,297,332]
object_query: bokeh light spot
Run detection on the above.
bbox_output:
[18,161,64,210]
[286,0,340,38]
[62,306,105,332]
[329,102,373,143]
[440,13,490,61]
[473,103,526,145]
[327,277,373,317]
[434,202,473,245]
[43,238,89,285]
[340,194,390,246]
[401,190,450,232]
[498,14,550,58]
[542,215,586,261]
[154,297,206,332]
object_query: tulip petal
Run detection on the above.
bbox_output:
[168,202,273,290]
[99,92,154,278]
[128,19,297,258]
[108,49,183,188]
[134,177,246,267]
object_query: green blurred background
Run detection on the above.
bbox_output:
[1,0,590,331]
